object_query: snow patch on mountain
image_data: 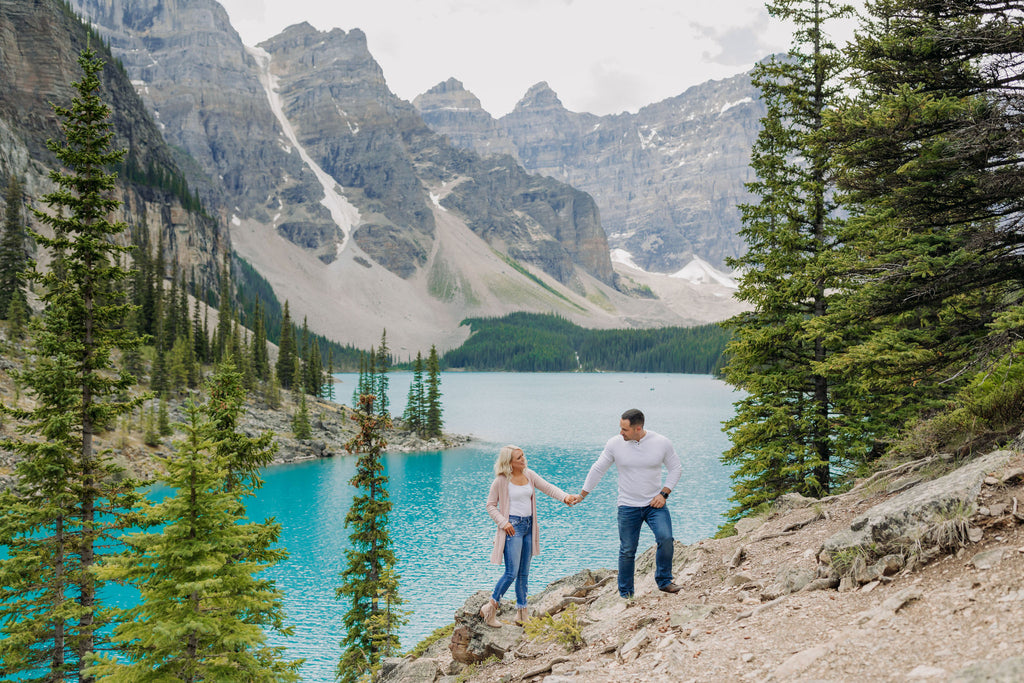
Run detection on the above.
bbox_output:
[610,248,642,270]
[670,256,738,288]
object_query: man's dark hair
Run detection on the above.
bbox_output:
[621,408,645,427]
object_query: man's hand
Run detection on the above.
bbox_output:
[650,493,667,508]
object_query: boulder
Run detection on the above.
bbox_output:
[950,656,1024,682]
[822,450,1017,570]
[448,591,523,664]
[378,656,441,683]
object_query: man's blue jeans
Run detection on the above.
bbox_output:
[491,515,533,608]
[617,505,674,597]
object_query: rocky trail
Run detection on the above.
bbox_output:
[387,448,1024,682]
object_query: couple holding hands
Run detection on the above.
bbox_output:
[481,408,684,628]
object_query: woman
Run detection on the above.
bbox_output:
[482,445,578,627]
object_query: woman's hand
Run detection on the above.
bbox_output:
[503,522,515,536]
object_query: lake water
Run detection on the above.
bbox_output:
[253,372,738,679]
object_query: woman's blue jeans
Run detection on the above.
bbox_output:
[491,515,533,608]
[617,505,674,597]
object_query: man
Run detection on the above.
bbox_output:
[578,408,683,598]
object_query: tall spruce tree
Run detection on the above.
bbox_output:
[336,394,406,682]
[0,48,144,679]
[326,348,335,401]
[424,345,443,438]
[85,400,299,681]
[276,300,295,390]
[215,256,232,361]
[827,0,1024,420]
[375,330,390,417]
[403,351,425,435]
[205,361,277,495]
[720,0,858,518]
[251,296,270,381]
[0,175,30,317]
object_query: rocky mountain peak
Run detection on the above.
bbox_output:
[514,82,565,112]
[413,78,485,114]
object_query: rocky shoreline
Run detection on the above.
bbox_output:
[0,386,472,490]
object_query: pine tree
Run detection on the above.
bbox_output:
[336,394,406,682]
[0,175,30,317]
[375,330,390,417]
[157,394,172,437]
[85,400,299,681]
[353,353,367,407]
[150,342,168,394]
[276,301,295,390]
[5,288,30,340]
[143,402,160,447]
[326,349,335,401]
[152,232,166,345]
[403,351,425,435]
[292,392,312,440]
[0,48,144,679]
[215,255,232,361]
[424,345,443,438]
[298,316,310,393]
[192,296,206,364]
[251,296,270,381]
[719,0,863,518]
[826,0,1024,418]
[204,361,277,495]
[308,341,322,398]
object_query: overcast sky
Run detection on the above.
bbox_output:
[217,0,860,117]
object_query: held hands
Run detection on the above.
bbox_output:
[563,494,581,506]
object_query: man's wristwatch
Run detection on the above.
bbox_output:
[660,490,670,499]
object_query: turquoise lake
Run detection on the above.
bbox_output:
[253,372,738,680]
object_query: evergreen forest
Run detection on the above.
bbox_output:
[442,313,730,373]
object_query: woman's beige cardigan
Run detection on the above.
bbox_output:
[486,469,568,564]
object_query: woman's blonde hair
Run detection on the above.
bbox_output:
[494,445,523,478]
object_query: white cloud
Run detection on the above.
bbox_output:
[216,0,860,116]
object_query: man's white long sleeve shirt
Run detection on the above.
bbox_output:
[582,430,682,507]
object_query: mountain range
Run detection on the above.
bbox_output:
[1,0,758,353]
[414,74,765,273]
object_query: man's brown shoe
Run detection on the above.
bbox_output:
[659,582,683,593]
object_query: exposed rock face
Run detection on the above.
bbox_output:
[70,3,614,288]
[415,74,766,272]
[69,0,338,260]
[1,0,224,287]
[412,78,519,159]
[257,23,614,287]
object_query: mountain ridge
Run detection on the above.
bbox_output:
[415,73,765,272]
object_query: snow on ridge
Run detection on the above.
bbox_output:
[610,248,641,270]
[670,256,738,288]
[720,97,753,115]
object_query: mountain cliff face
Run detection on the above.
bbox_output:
[70,0,613,289]
[61,0,651,351]
[415,75,765,272]
[68,0,338,261]
[255,22,614,289]
[412,79,519,159]
[0,0,224,289]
